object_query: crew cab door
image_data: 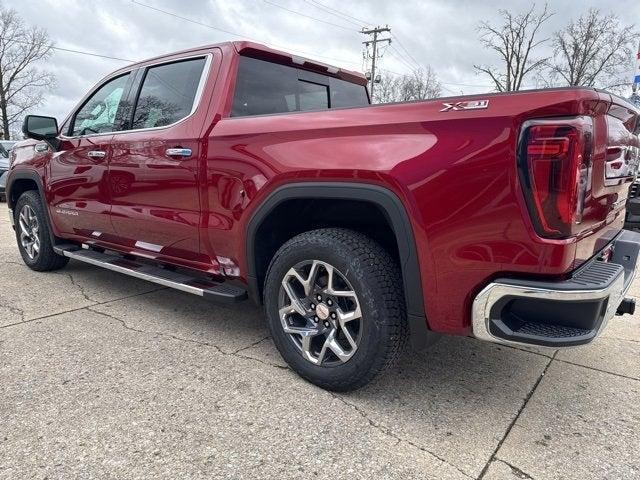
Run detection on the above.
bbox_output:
[50,72,133,237]
[108,55,214,268]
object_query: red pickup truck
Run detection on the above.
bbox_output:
[7,41,640,391]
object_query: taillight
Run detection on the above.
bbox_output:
[518,117,593,239]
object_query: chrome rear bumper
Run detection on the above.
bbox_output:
[472,230,640,347]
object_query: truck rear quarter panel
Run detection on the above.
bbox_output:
[205,86,623,335]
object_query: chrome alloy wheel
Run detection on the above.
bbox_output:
[18,205,40,260]
[278,260,363,366]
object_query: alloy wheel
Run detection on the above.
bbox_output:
[18,205,40,260]
[278,259,363,366]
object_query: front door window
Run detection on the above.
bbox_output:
[71,74,130,136]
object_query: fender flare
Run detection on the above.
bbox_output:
[6,170,58,246]
[246,182,433,349]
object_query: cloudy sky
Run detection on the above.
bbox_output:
[7,0,640,121]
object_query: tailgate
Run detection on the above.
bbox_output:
[575,95,640,265]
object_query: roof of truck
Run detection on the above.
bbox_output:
[115,41,367,86]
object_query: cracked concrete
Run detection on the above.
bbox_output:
[1,203,639,479]
[330,392,475,478]
[482,459,536,479]
[477,354,555,480]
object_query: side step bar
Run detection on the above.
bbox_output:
[54,245,247,303]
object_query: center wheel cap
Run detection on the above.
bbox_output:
[315,303,330,320]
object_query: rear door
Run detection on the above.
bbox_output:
[51,72,133,237]
[108,55,212,266]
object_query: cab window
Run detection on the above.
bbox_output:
[231,56,369,117]
[131,57,206,130]
[70,74,130,136]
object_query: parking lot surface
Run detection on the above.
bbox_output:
[1,202,639,480]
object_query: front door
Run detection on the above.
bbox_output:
[50,72,132,238]
[108,56,212,268]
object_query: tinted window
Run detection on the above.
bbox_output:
[132,57,206,129]
[71,74,130,136]
[233,59,296,116]
[330,80,370,108]
[231,56,369,117]
[299,81,329,110]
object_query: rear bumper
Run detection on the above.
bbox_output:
[472,230,640,347]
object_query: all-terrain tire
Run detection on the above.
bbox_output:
[264,228,408,391]
[14,190,69,271]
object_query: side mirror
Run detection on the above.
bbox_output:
[22,115,59,150]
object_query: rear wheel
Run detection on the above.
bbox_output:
[264,228,407,391]
[14,190,69,271]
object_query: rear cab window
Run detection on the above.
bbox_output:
[231,56,369,117]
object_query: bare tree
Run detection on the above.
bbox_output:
[0,5,55,140]
[545,9,636,93]
[474,4,553,92]
[374,68,442,104]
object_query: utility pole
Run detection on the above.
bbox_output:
[361,25,391,101]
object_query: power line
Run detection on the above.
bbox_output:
[388,45,418,72]
[51,45,135,63]
[302,0,370,27]
[299,1,426,76]
[12,38,135,63]
[296,1,425,77]
[48,2,494,91]
[130,0,360,66]
[261,0,356,31]
[391,35,420,69]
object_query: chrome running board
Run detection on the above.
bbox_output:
[54,245,247,303]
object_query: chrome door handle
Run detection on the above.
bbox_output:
[165,148,192,157]
[87,150,106,158]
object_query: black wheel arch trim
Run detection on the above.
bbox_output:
[245,182,433,349]
[6,170,59,246]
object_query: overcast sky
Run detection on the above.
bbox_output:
[7,0,640,121]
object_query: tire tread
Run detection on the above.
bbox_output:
[15,190,69,272]
[265,228,408,391]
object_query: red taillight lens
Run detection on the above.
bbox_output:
[519,117,593,239]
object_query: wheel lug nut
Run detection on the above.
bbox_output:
[323,321,330,328]
[327,299,333,306]
[310,303,315,309]
[313,316,319,323]
[330,312,337,319]
[316,294,322,301]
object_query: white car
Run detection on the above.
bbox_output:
[0,140,16,202]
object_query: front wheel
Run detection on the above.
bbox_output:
[14,190,69,271]
[264,228,408,391]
